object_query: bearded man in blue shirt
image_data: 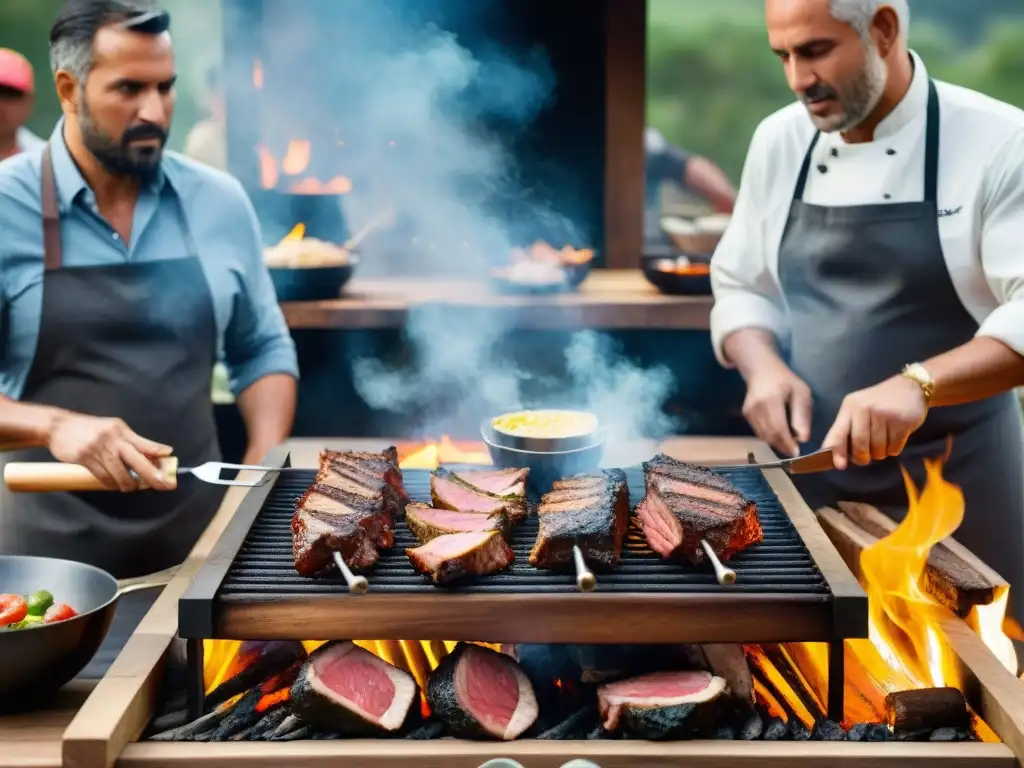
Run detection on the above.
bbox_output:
[0,0,298,675]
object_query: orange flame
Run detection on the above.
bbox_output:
[861,456,1018,688]
[289,176,353,195]
[281,223,306,243]
[397,436,492,470]
[282,141,311,176]
[253,60,264,90]
[257,144,278,190]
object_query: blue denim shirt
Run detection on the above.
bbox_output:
[0,121,298,399]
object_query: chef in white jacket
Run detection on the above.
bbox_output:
[710,0,1024,619]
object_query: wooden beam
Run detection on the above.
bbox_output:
[837,501,1005,617]
[604,0,646,269]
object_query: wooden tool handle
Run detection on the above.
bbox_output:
[572,545,597,592]
[4,458,178,493]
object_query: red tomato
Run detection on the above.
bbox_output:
[43,603,77,624]
[0,595,28,626]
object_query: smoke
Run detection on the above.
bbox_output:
[228,0,677,442]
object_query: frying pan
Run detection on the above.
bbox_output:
[0,555,177,713]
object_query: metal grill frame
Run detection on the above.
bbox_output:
[178,444,868,720]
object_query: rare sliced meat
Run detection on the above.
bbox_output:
[290,641,418,735]
[454,468,528,498]
[597,670,727,739]
[637,456,762,564]
[406,531,514,585]
[405,503,510,544]
[426,643,538,740]
[529,470,630,570]
[430,469,527,524]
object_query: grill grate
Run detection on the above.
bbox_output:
[217,467,828,599]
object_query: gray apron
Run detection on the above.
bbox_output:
[778,80,1024,623]
[0,145,226,677]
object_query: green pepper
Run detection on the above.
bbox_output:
[7,615,43,630]
[26,590,53,616]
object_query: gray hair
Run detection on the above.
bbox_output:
[48,0,164,82]
[829,0,910,43]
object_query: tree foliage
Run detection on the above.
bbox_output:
[647,1,1024,180]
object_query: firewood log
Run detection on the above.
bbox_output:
[884,687,969,733]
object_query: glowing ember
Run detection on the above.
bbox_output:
[252,60,264,90]
[397,436,492,470]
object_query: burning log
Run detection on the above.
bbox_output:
[884,687,969,735]
[149,698,236,741]
[536,703,599,740]
[204,641,307,709]
[250,708,290,740]
[818,503,1004,618]
[209,688,265,741]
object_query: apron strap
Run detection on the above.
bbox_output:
[923,79,940,204]
[40,145,63,271]
[793,78,941,204]
[793,132,821,202]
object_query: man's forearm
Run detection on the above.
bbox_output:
[0,396,62,451]
[722,328,787,382]
[236,373,297,463]
[924,337,1024,407]
[685,156,737,213]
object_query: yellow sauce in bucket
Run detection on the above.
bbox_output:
[491,410,598,439]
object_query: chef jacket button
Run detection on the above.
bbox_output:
[830,148,839,157]
[886,148,897,155]
[112,232,119,240]
[817,164,828,174]
[884,193,892,200]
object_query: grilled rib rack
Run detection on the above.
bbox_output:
[178,447,867,720]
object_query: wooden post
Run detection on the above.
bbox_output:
[604,0,646,270]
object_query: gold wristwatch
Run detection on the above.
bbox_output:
[901,362,936,404]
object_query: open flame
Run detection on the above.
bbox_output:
[862,456,1017,688]
[397,436,492,470]
[256,140,354,196]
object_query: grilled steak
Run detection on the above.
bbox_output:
[637,455,763,564]
[597,670,727,740]
[292,450,409,578]
[405,503,510,544]
[430,469,527,525]
[529,470,629,570]
[323,447,410,512]
[454,468,528,498]
[292,507,380,577]
[426,643,538,740]
[406,531,514,585]
[292,484,395,577]
[290,641,418,736]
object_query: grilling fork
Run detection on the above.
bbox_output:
[3,458,304,492]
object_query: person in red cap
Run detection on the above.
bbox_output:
[0,48,44,161]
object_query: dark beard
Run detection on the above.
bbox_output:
[79,99,167,178]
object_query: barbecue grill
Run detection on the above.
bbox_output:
[178,447,868,722]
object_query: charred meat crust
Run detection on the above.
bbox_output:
[529,470,630,570]
[289,641,418,737]
[425,643,538,741]
[637,456,763,564]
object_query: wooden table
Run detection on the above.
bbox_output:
[280,269,713,329]
[0,681,95,768]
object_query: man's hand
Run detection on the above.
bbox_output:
[47,412,176,492]
[822,375,928,470]
[741,360,813,458]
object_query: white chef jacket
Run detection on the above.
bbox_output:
[710,51,1024,369]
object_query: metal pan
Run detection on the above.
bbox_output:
[0,555,177,712]
[480,427,606,497]
[483,411,604,454]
